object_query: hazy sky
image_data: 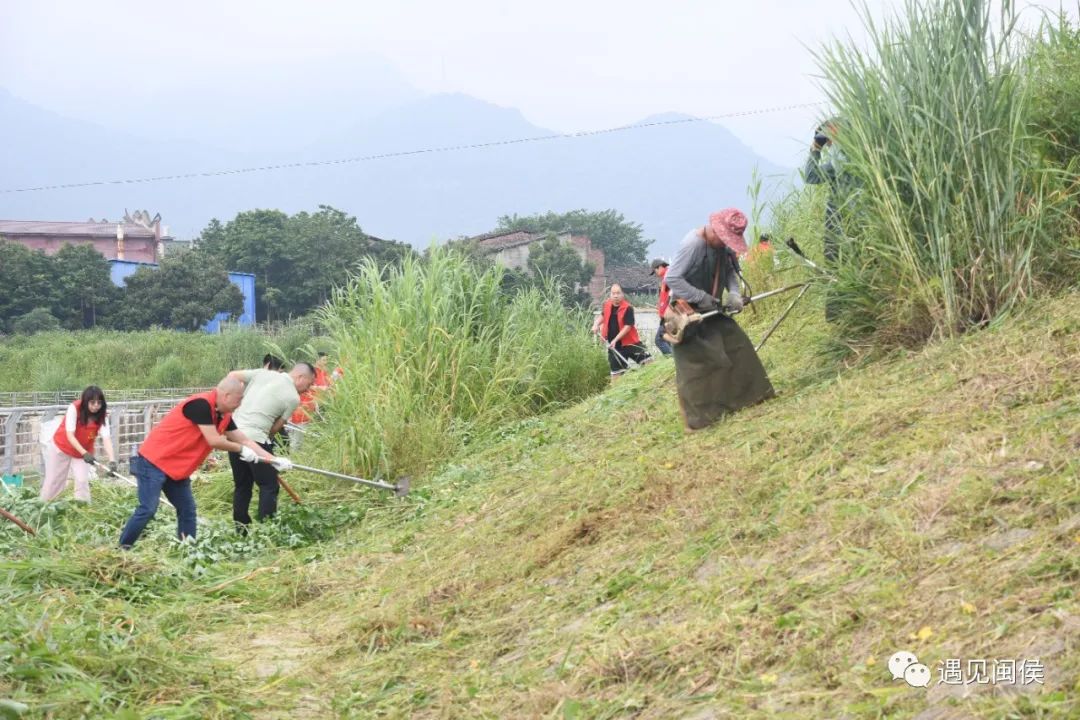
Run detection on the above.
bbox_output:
[0,0,1072,168]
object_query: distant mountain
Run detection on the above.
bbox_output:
[0,89,790,258]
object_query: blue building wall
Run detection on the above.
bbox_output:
[109,259,156,287]
[108,260,256,332]
[204,272,256,333]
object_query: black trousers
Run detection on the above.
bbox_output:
[608,342,652,373]
[228,441,279,527]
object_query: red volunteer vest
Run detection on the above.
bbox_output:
[139,390,232,481]
[291,366,334,424]
[601,300,641,346]
[290,389,317,425]
[656,266,671,317]
[53,400,102,459]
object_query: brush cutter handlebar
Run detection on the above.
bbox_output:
[663,283,809,345]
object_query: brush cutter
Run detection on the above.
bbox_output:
[289,463,410,497]
[782,237,836,279]
[663,283,809,345]
[754,283,812,352]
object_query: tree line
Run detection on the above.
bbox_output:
[1,205,651,334]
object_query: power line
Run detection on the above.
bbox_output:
[1,101,825,195]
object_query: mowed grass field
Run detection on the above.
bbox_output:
[1,288,1076,718]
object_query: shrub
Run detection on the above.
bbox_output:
[12,307,61,334]
[148,354,187,388]
[309,248,608,479]
[1026,14,1080,168]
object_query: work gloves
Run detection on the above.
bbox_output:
[271,457,294,472]
[726,293,745,313]
[239,446,259,464]
[698,296,720,312]
[814,131,829,148]
[107,461,117,473]
[82,453,96,464]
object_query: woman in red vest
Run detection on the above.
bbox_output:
[39,386,117,503]
[592,283,654,377]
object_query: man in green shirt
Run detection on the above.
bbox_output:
[226,362,315,530]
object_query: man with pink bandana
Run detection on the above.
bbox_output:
[663,208,775,430]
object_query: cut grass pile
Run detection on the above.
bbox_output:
[1,289,1077,719]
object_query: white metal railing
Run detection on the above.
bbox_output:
[0,387,203,409]
[1,399,181,478]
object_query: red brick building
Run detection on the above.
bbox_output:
[0,218,169,263]
[471,229,607,303]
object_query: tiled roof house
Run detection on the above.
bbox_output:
[471,229,607,303]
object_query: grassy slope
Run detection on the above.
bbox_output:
[2,291,1077,719]
[204,291,1079,718]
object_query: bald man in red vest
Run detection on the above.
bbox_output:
[118,376,278,548]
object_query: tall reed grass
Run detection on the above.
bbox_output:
[309,249,608,479]
[815,0,1077,346]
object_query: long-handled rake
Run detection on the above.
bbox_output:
[289,463,410,497]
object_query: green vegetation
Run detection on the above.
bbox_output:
[111,255,244,332]
[0,242,119,333]
[0,323,329,393]
[310,248,608,478]
[10,308,62,335]
[2,2,1079,718]
[527,234,597,307]
[1027,14,1080,169]
[0,239,241,334]
[814,0,1080,347]
[197,205,414,322]
[0,205,414,334]
[497,209,651,266]
[1,281,1075,718]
